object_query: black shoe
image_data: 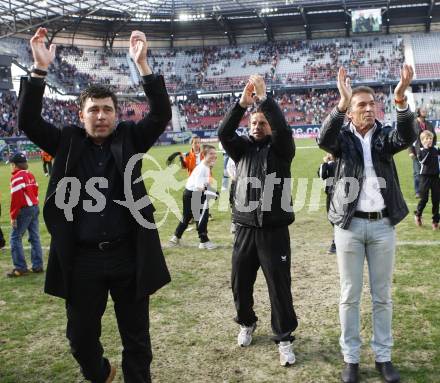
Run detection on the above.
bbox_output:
[375,361,400,383]
[327,241,336,254]
[31,267,44,273]
[341,363,359,383]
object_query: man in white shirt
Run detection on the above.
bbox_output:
[317,65,416,383]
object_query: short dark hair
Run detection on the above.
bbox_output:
[14,162,28,170]
[78,85,118,111]
[351,86,375,99]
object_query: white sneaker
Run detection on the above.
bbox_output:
[237,323,257,347]
[278,341,295,366]
[169,235,180,247]
[198,241,217,250]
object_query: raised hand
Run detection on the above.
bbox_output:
[129,30,148,64]
[129,30,151,76]
[249,74,266,101]
[30,27,56,70]
[239,81,256,108]
[337,67,352,112]
[394,64,414,100]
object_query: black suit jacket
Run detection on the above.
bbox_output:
[17,75,172,300]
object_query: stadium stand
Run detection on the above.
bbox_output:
[1,33,407,94]
[0,90,17,137]
[1,32,438,134]
[0,87,392,135]
[412,32,440,80]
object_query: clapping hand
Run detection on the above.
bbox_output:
[129,31,152,76]
[129,30,148,64]
[239,74,266,108]
[394,64,414,101]
[336,67,352,112]
[30,27,56,71]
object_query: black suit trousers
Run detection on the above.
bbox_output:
[66,243,151,383]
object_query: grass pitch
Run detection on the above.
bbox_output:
[0,139,439,382]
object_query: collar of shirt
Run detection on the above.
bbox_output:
[85,133,113,148]
[349,122,377,141]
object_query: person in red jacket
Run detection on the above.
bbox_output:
[7,152,43,277]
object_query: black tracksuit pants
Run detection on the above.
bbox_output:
[66,242,151,383]
[175,188,209,242]
[416,175,440,223]
[231,224,298,342]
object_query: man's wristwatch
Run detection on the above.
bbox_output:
[30,66,48,76]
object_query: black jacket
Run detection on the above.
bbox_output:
[17,75,172,300]
[218,98,295,228]
[417,146,440,176]
[317,106,416,229]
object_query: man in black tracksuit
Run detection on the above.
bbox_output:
[414,130,440,229]
[218,75,298,367]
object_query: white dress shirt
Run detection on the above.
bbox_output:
[350,123,386,212]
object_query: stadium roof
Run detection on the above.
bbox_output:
[1,0,439,43]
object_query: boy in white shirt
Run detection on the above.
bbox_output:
[169,145,218,249]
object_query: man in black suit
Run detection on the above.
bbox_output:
[17,27,171,383]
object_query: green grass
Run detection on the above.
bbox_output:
[0,139,439,382]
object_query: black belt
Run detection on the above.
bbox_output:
[354,209,389,220]
[78,235,131,251]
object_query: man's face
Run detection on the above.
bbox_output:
[347,92,376,131]
[79,97,117,142]
[249,112,272,141]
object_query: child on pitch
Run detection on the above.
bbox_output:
[169,145,219,249]
[414,130,440,229]
[7,152,44,277]
[318,153,336,253]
